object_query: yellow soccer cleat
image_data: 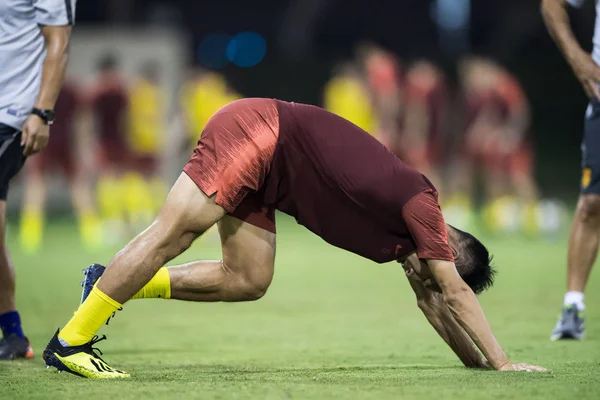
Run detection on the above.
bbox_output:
[43,330,129,379]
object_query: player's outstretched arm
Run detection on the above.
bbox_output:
[405,268,489,369]
[541,0,600,99]
[426,259,546,372]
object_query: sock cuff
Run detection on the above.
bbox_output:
[92,286,123,309]
[157,267,172,299]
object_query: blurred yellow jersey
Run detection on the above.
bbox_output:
[128,80,163,155]
[324,77,375,134]
[181,74,241,141]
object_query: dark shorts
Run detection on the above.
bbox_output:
[183,98,280,233]
[0,123,26,200]
[581,100,600,194]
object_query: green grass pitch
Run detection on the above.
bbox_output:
[1,215,599,399]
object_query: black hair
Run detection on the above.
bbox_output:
[450,226,496,294]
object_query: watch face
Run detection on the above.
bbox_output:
[45,110,56,121]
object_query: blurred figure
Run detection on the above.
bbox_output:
[179,69,241,150]
[84,54,130,243]
[127,61,168,228]
[399,60,449,191]
[19,81,101,253]
[456,57,538,233]
[542,0,600,340]
[356,43,403,149]
[323,61,375,134]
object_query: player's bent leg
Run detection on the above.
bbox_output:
[0,200,34,360]
[44,172,226,378]
[168,215,276,302]
[551,194,600,340]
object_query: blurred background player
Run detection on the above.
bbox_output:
[84,54,130,243]
[179,68,241,152]
[356,43,403,149]
[398,60,449,192]
[323,61,375,134]
[19,81,101,254]
[126,62,168,229]
[454,57,538,234]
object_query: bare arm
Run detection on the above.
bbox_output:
[541,0,600,99]
[427,259,546,371]
[405,268,489,368]
[36,25,71,109]
[22,25,72,155]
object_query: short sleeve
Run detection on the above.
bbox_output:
[35,0,76,26]
[402,191,454,262]
[567,0,586,8]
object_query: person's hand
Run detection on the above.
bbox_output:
[498,362,547,372]
[21,114,50,156]
[572,52,600,100]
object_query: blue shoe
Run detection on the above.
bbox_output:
[551,305,585,341]
[80,264,106,304]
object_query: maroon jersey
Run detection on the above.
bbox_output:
[48,82,80,152]
[86,77,128,148]
[185,98,454,264]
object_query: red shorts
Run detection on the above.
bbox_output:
[183,98,280,233]
[466,141,533,177]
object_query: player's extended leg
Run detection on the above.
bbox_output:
[79,215,275,304]
[43,172,225,378]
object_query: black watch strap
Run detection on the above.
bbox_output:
[31,108,55,125]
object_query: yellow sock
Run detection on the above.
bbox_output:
[97,176,124,221]
[123,173,153,226]
[78,210,102,251]
[131,267,171,300]
[19,208,44,254]
[59,286,122,346]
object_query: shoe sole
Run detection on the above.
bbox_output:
[43,349,129,379]
[0,345,35,361]
[551,331,584,341]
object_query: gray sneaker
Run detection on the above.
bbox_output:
[551,304,585,341]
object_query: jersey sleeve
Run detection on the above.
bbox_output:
[34,0,76,26]
[402,191,454,262]
[567,0,585,8]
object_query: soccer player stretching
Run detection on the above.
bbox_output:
[44,99,545,377]
[0,0,75,360]
[542,0,600,340]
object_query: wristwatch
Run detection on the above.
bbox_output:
[31,108,56,125]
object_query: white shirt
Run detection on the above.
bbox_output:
[0,0,76,130]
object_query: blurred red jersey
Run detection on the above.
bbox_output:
[85,74,129,167]
[399,67,448,165]
[31,81,81,176]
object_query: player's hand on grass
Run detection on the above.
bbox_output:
[498,362,547,372]
[571,52,600,100]
[21,114,50,156]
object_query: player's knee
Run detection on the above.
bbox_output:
[234,268,272,301]
[577,195,600,224]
